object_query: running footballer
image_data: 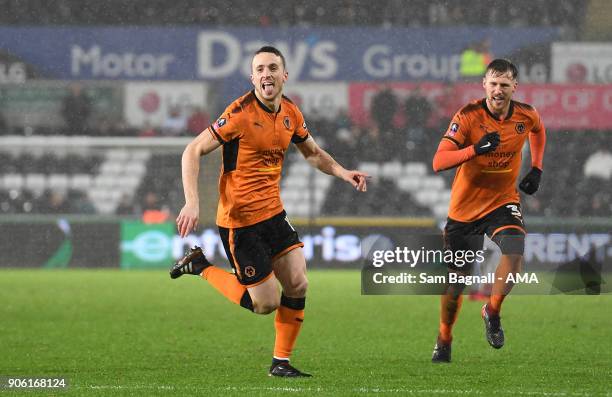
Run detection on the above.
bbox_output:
[431,59,546,363]
[170,46,368,377]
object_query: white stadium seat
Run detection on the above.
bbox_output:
[397,176,422,191]
[422,176,445,190]
[95,175,116,188]
[70,174,93,190]
[47,174,69,190]
[359,162,380,178]
[25,173,46,192]
[381,161,403,179]
[404,162,427,177]
[3,174,24,190]
[106,149,130,161]
[100,162,124,175]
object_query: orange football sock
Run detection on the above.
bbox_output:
[488,294,505,315]
[202,266,249,306]
[273,295,305,360]
[439,293,463,344]
[488,254,522,315]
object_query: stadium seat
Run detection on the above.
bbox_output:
[284,176,308,188]
[25,173,47,192]
[70,174,93,190]
[381,161,403,179]
[94,175,116,188]
[415,190,439,204]
[397,176,422,191]
[438,189,452,203]
[124,161,147,176]
[404,162,427,177]
[433,204,449,218]
[116,175,141,189]
[89,188,111,201]
[47,174,70,191]
[291,162,311,175]
[314,175,332,188]
[422,176,445,190]
[280,189,299,202]
[95,201,117,215]
[131,150,152,161]
[3,174,24,190]
[99,161,124,175]
[283,202,298,215]
[359,162,380,179]
[106,149,130,161]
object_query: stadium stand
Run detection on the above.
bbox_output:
[1,120,610,217]
[0,143,157,215]
[0,0,585,31]
[0,1,608,219]
[0,149,102,214]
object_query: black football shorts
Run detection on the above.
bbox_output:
[219,210,304,286]
[443,202,526,271]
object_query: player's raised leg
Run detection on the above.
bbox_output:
[170,246,256,312]
[170,246,211,279]
[268,248,311,377]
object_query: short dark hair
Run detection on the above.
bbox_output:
[485,59,518,80]
[254,46,286,70]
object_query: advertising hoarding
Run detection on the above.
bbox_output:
[349,82,612,130]
[0,27,558,82]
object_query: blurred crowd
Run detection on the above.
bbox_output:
[310,88,612,218]
[0,83,210,138]
[1,83,610,218]
[0,1,605,220]
[0,0,585,30]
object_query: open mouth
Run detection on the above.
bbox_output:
[262,82,274,96]
[491,96,505,107]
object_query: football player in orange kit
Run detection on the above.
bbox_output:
[431,59,546,362]
[170,46,368,376]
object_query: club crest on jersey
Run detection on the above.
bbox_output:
[244,266,256,278]
[447,122,459,137]
[283,116,291,130]
[515,122,526,134]
[214,118,226,129]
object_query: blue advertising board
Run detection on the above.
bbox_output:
[0,27,559,82]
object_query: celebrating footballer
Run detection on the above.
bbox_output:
[170,46,368,377]
[431,59,546,363]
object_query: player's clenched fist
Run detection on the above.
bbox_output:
[474,132,500,155]
[519,167,542,195]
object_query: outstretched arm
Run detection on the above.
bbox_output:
[295,136,368,192]
[176,128,222,237]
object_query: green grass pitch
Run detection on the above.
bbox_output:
[1,269,611,396]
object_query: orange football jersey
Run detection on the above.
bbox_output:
[209,90,309,228]
[442,99,544,222]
